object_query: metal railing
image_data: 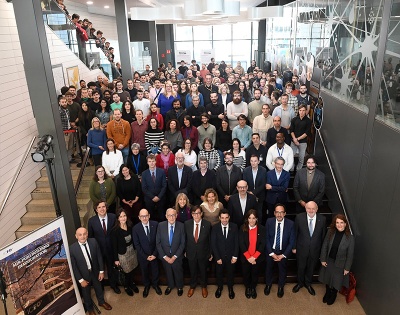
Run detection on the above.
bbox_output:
[0,136,37,218]
[316,129,353,235]
[74,147,91,195]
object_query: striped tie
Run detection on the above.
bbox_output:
[276,222,281,251]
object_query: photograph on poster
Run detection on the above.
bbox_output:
[66,66,80,88]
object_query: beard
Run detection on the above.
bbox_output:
[233,97,242,105]
[225,160,233,166]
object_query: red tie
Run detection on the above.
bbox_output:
[194,224,199,243]
[102,219,107,235]
[152,172,156,183]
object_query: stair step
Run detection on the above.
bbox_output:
[16,224,44,238]
[26,199,90,211]
[40,165,95,177]
[36,176,92,188]
[31,187,90,199]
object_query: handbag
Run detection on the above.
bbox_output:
[114,265,125,286]
[339,272,356,303]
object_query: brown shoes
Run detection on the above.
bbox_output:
[99,302,112,310]
[202,287,208,298]
[187,288,195,297]
[88,311,96,315]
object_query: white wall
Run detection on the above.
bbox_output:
[0,0,105,248]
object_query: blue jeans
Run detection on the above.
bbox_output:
[121,147,130,164]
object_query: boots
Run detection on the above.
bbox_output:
[322,285,330,303]
[326,287,338,305]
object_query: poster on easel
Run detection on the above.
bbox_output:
[0,217,84,315]
[175,50,192,66]
[200,49,215,65]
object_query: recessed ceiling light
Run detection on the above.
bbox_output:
[86,1,93,4]
[104,5,109,9]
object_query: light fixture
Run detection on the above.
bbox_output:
[104,5,109,9]
[31,135,53,163]
[86,1,93,4]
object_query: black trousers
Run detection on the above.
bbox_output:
[103,253,118,288]
[138,257,159,287]
[242,259,261,289]
[188,257,208,288]
[161,256,184,289]
[216,257,236,288]
[81,270,104,312]
[266,253,288,287]
[144,197,166,221]
[297,253,319,286]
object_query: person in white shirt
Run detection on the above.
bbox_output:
[133,90,151,117]
[266,132,294,172]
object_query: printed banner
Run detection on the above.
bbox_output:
[175,50,192,65]
[0,217,84,315]
[200,49,215,65]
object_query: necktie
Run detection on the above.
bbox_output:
[83,243,93,269]
[223,226,227,239]
[169,225,174,249]
[145,225,150,241]
[276,223,281,251]
[309,219,313,237]
[194,224,199,243]
[102,219,107,235]
[152,172,156,183]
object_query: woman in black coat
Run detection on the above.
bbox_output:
[239,209,266,299]
[190,156,216,206]
[126,143,148,178]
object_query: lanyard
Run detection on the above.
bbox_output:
[132,154,140,174]
[277,146,284,157]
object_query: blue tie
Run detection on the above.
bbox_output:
[169,225,174,251]
[276,222,281,251]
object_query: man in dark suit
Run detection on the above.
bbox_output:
[132,208,162,298]
[211,209,239,299]
[266,157,290,219]
[168,151,193,201]
[228,180,258,227]
[141,154,167,221]
[243,155,267,222]
[292,201,326,295]
[184,206,212,298]
[70,227,112,315]
[293,155,325,213]
[87,200,119,294]
[216,152,242,208]
[191,157,216,205]
[156,208,186,296]
[265,204,295,298]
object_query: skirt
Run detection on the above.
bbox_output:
[118,244,138,274]
[318,257,349,291]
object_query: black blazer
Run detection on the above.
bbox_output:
[87,213,116,258]
[211,222,239,261]
[228,193,258,227]
[126,152,148,177]
[132,220,159,261]
[191,169,216,205]
[70,238,104,281]
[293,168,325,205]
[111,225,134,261]
[168,165,193,199]
[242,166,267,202]
[184,219,212,260]
[238,224,266,262]
[216,165,242,198]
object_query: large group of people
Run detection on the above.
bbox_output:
[63,59,354,314]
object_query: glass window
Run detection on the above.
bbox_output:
[214,41,232,64]
[232,22,251,39]
[252,21,258,40]
[193,25,212,40]
[232,40,251,70]
[175,41,194,60]
[175,25,193,41]
[213,24,231,40]
[193,41,213,63]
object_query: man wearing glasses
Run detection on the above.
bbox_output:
[132,209,162,298]
[184,206,212,298]
[227,180,257,227]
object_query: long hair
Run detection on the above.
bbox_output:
[122,100,134,115]
[203,188,219,204]
[147,117,161,132]
[175,193,190,211]
[231,138,242,153]
[105,138,116,154]
[242,209,258,232]
[183,138,193,155]
[178,79,189,94]
[328,214,351,239]
[113,208,132,229]
[93,165,108,181]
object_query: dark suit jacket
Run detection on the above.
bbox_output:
[141,167,167,200]
[243,166,267,202]
[87,213,116,258]
[293,168,325,205]
[216,165,242,198]
[184,219,212,260]
[211,223,239,261]
[156,221,186,259]
[168,165,193,198]
[238,224,266,262]
[320,232,354,270]
[294,212,326,259]
[191,169,216,204]
[132,220,159,261]
[228,193,258,227]
[265,217,295,258]
[70,238,104,281]
[266,169,290,204]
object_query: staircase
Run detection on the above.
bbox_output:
[15,164,94,238]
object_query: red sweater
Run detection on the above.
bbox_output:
[244,226,261,260]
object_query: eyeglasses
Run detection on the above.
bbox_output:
[237,186,247,189]
[166,214,177,218]
[192,212,202,216]
[275,211,285,214]
[139,215,149,218]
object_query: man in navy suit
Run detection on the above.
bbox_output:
[70,227,112,315]
[168,151,193,201]
[228,180,258,227]
[156,208,186,296]
[211,209,239,299]
[132,208,162,298]
[141,154,167,221]
[265,204,295,298]
[87,200,119,294]
[266,157,290,219]
[243,155,267,223]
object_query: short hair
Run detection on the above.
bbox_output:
[131,143,140,150]
[237,114,247,121]
[285,82,294,88]
[274,203,286,212]
[201,113,210,120]
[198,156,208,164]
[219,208,229,217]
[93,199,107,211]
[72,13,80,20]
[298,104,307,111]
[202,137,213,148]
[274,156,285,164]
[146,154,156,161]
[191,205,202,213]
[224,151,234,158]
[252,133,260,138]
[305,155,318,165]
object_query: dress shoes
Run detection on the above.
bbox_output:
[215,287,223,298]
[327,289,337,305]
[292,284,303,293]
[187,288,195,297]
[99,302,112,310]
[245,287,252,299]
[153,285,162,295]
[305,285,316,296]
[124,287,133,296]
[165,287,172,295]
[323,285,330,303]
[202,287,208,298]
[130,283,139,293]
[177,288,184,296]
[251,288,257,299]
[264,285,271,296]
[88,310,96,315]
[143,286,150,298]
[112,286,121,294]
[277,287,284,298]
[228,287,235,299]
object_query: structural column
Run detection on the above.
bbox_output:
[148,21,160,72]
[114,0,133,80]
[12,0,81,243]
